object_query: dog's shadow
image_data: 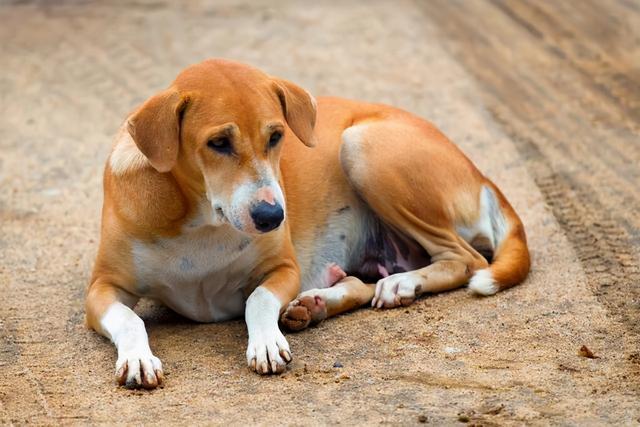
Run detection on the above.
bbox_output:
[135,299,248,364]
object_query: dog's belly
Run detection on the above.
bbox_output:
[295,202,368,291]
[296,201,430,291]
[148,272,246,323]
[131,224,256,322]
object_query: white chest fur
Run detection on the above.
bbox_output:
[131,223,257,322]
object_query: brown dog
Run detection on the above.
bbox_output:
[86,59,530,388]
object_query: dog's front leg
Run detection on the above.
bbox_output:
[86,280,163,388]
[245,265,299,374]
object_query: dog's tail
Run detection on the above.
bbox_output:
[468,185,531,296]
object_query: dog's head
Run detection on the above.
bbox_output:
[126,59,316,234]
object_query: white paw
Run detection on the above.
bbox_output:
[372,271,424,309]
[246,327,292,375]
[115,350,163,389]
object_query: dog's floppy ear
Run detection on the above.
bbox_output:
[127,88,188,173]
[273,78,317,147]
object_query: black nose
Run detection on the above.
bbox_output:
[250,201,284,232]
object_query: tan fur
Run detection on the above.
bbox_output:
[280,97,529,327]
[86,59,530,386]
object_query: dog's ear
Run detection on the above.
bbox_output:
[127,88,188,173]
[273,78,317,147]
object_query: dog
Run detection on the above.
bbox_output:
[86,59,530,388]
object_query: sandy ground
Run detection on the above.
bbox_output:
[1,1,639,425]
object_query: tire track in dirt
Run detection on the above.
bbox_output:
[424,0,640,340]
[537,172,640,327]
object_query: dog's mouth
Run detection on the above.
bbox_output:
[211,204,228,226]
[214,206,226,221]
[211,203,251,233]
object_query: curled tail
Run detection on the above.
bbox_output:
[468,185,531,296]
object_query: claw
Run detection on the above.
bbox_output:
[116,361,128,385]
[280,349,292,362]
[155,369,164,384]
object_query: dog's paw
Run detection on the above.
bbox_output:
[372,271,423,309]
[280,295,328,331]
[246,328,292,375]
[115,352,163,389]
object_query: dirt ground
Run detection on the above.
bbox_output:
[1,0,639,425]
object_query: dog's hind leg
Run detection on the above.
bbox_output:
[280,276,375,331]
[279,259,473,330]
[371,259,473,308]
[339,118,492,307]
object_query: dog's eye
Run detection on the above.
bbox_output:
[207,136,233,154]
[268,131,282,148]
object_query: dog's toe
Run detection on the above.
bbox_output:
[280,295,327,331]
[246,328,291,375]
[116,354,163,389]
[372,272,423,309]
[280,302,312,331]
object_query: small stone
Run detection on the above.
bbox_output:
[578,345,598,359]
[457,414,470,423]
[333,361,343,368]
[418,415,428,423]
